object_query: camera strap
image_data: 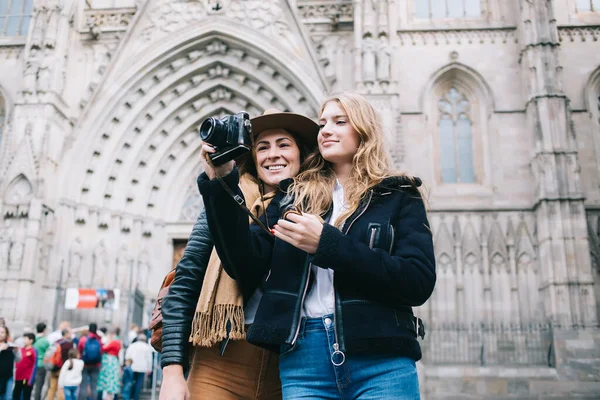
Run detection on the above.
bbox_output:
[205,155,274,237]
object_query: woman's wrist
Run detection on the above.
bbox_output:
[162,364,184,376]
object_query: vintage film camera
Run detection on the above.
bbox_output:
[199,112,252,166]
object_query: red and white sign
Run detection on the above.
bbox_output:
[65,288,120,310]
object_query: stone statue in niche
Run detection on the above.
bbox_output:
[23,50,40,93]
[377,37,391,82]
[8,241,24,271]
[93,246,110,287]
[362,36,377,83]
[44,0,61,49]
[363,0,377,32]
[137,260,149,290]
[0,240,9,268]
[116,252,130,290]
[29,0,48,50]
[37,49,54,92]
[0,222,13,268]
[68,238,83,283]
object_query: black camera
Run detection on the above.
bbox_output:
[199,112,252,166]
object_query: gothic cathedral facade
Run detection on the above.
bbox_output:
[1,0,600,397]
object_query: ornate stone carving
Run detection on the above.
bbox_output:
[398,28,518,46]
[143,0,290,41]
[297,0,354,27]
[23,52,41,94]
[29,1,48,50]
[558,26,600,42]
[82,7,137,37]
[4,174,33,219]
[121,216,132,233]
[43,0,60,49]
[142,220,153,237]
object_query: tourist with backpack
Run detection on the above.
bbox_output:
[46,329,74,400]
[76,324,102,400]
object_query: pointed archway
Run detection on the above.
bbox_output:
[60,22,326,223]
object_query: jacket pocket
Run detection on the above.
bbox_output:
[367,222,395,254]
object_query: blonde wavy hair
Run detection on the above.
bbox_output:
[289,92,405,228]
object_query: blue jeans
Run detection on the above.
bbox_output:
[279,314,420,399]
[64,386,78,400]
[0,377,13,400]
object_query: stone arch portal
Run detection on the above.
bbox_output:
[61,24,325,223]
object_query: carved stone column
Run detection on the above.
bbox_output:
[518,0,597,328]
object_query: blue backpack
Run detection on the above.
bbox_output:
[82,336,102,364]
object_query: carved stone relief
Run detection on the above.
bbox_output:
[4,174,33,219]
[141,0,291,44]
[427,212,541,325]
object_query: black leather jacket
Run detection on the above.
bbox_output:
[160,210,213,371]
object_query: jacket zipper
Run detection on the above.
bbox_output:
[291,208,332,346]
[290,259,312,345]
[331,190,374,364]
[388,225,395,254]
[368,227,377,249]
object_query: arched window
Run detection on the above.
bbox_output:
[576,0,600,12]
[0,0,33,36]
[439,87,475,183]
[416,0,482,19]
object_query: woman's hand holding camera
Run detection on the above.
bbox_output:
[200,142,235,180]
[273,212,324,254]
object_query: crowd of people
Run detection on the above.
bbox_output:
[0,320,155,400]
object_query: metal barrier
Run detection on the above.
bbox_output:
[420,323,553,366]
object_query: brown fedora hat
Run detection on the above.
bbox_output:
[249,108,319,146]
[236,108,319,177]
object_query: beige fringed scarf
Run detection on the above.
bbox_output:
[189,176,275,347]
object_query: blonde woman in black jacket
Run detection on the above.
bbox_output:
[199,92,435,399]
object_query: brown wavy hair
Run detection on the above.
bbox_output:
[289,92,407,227]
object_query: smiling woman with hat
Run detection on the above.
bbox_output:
[159,109,318,400]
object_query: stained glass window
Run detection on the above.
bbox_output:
[576,0,600,12]
[0,0,33,37]
[416,0,482,19]
[439,87,475,183]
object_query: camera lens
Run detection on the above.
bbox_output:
[199,117,226,146]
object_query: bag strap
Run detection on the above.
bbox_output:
[204,154,274,238]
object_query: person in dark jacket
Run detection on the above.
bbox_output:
[159,109,319,400]
[0,325,22,400]
[199,92,436,399]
